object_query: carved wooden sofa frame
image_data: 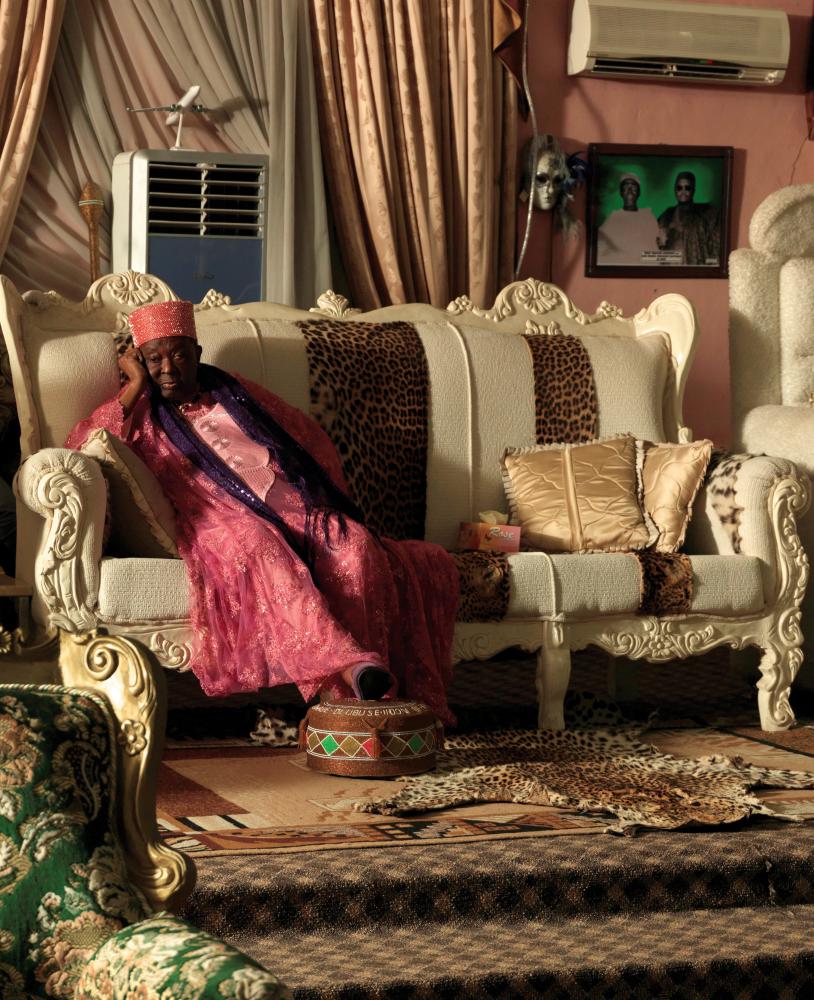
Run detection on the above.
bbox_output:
[1,270,809,904]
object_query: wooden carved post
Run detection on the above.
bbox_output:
[78,181,105,284]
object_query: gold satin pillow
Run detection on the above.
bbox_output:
[641,440,713,553]
[501,436,657,553]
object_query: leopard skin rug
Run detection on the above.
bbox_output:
[353,699,814,833]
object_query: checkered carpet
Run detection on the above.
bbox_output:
[170,650,814,997]
[234,906,814,999]
[185,827,814,998]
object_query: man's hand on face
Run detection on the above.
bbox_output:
[118,347,148,390]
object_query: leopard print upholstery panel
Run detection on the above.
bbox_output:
[522,331,598,446]
[298,319,429,540]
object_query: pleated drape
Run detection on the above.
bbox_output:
[1,0,331,307]
[0,0,65,264]
[310,0,518,310]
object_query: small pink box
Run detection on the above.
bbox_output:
[457,522,521,553]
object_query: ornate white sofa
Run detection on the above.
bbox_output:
[730,183,814,686]
[1,269,809,762]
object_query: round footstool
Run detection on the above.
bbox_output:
[301,698,442,777]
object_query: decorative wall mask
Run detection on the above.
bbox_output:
[519,133,587,236]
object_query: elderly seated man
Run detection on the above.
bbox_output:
[66,300,460,722]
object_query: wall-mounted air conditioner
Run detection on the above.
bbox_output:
[567,0,789,86]
[112,149,268,303]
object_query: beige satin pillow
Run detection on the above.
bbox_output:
[501,435,657,553]
[80,429,179,558]
[641,440,713,553]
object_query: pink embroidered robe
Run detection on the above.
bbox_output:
[66,375,460,722]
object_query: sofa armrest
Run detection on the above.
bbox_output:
[76,913,291,999]
[686,452,810,608]
[15,448,107,631]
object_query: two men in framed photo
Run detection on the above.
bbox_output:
[587,144,733,278]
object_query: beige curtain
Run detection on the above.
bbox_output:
[1,0,331,306]
[310,0,517,310]
[0,0,65,264]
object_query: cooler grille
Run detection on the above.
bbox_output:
[147,161,265,238]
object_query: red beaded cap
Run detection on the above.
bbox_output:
[129,300,197,349]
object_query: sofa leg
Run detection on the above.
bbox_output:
[756,640,801,731]
[59,630,196,911]
[536,644,572,730]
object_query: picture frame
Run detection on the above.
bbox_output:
[585,143,733,278]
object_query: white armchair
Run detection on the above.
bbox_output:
[730,184,814,687]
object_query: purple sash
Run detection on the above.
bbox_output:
[153,364,368,568]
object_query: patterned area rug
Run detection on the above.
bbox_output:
[157,717,814,855]
[157,744,607,856]
[352,723,814,832]
[157,649,814,852]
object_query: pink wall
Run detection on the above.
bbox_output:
[518,0,814,446]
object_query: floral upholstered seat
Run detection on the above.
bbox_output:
[0,684,289,999]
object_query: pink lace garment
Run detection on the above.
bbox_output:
[66,376,460,721]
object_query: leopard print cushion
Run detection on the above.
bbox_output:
[705,450,749,553]
[299,319,429,540]
[637,550,693,616]
[354,720,814,832]
[523,331,598,446]
[452,551,511,622]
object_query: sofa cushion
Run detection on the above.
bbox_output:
[15,317,123,450]
[507,552,765,618]
[80,429,179,558]
[11,289,676,552]
[501,436,656,553]
[98,558,189,622]
[642,439,713,552]
[95,552,765,624]
[449,325,673,545]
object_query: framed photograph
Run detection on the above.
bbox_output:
[586,144,733,278]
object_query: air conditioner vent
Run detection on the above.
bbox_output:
[593,57,745,80]
[147,161,265,238]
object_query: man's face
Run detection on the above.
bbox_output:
[142,336,202,403]
[620,179,640,209]
[675,178,694,204]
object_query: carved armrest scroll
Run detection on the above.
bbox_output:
[15,448,107,631]
[738,458,810,612]
[709,453,810,607]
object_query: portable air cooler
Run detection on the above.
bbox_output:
[112,149,268,303]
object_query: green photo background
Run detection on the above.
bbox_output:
[596,155,724,227]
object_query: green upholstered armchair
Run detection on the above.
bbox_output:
[0,683,290,999]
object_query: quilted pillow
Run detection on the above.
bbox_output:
[641,440,713,552]
[501,435,657,553]
[80,429,179,558]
